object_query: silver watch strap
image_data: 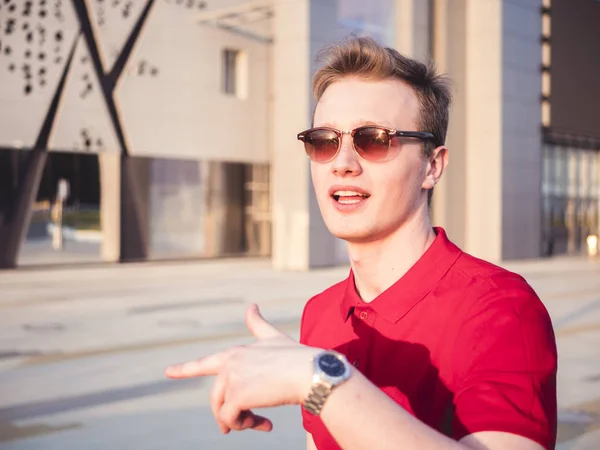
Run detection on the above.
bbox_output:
[303,380,332,416]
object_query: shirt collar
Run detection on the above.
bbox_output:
[339,227,462,323]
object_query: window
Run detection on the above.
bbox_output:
[221,48,248,99]
[222,49,240,96]
[541,142,600,256]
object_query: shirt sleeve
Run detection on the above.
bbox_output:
[451,285,558,450]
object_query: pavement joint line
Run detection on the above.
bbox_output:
[540,289,600,302]
[0,422,83,444]
[0,378,206,423]
[14,317,600,368]
[552,297,600,328]
[0,291,314,309]
[555,321,600,338]
[18,319,301,367]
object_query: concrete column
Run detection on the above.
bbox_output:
[98,152,120,262]
[395,0,432,61]
[499,0,543,259]
[274,0,471,269]
[432,0,543,262]
[431,0,504,262]
[271,0,312,270]
[431,0,468,250]
[273,0,362,270]
[307,0,349,268]
[463,0,504,262]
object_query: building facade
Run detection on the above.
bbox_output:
[0,0,598,269]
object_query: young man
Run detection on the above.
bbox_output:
[166,37,557,450]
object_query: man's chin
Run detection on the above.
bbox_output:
[327,226,376,244]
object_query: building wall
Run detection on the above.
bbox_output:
[0,0,273,267]
[272,0,547,269]
[3,0,593,269]
[540,0,600,256]
[0,0,270,162]
[0,1,80,149]
[549,0,600,140]
[501,0,543,259]
[117,1,271,163]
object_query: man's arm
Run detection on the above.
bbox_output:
[460,432,546,450]
[166,304,550,450]
[312,286,556,450]
[315,366,544,450]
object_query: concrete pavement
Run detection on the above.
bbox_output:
[0,256,599,449]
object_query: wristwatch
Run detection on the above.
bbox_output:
[303,350,352,416]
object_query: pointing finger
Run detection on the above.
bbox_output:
[165,351,228,379]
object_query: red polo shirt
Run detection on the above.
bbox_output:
[299,228,557,450]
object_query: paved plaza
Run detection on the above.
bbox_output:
[0,256,599,449]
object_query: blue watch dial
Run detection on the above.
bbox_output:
[318,353,346,377]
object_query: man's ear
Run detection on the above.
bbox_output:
[422,146,448,190]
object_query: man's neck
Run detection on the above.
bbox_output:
[347,212,437,303]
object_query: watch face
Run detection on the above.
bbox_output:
[318,353,346,377]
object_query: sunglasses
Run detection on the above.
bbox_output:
[297,126,434,163]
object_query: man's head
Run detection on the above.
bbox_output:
[302,36,451,244]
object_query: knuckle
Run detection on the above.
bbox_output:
[227,345,246,359]
[225,384,239,403]
[225,387,248,412]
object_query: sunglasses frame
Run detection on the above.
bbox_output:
[297,126,435,163]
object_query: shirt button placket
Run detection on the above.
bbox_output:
[353,308,374,371]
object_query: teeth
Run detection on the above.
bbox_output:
[332,190,370,204]
[337,198,362,204]
[333,190,368,197]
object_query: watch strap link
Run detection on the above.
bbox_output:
[303,380,332,415]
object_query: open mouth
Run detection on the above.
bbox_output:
[332,190,371,205]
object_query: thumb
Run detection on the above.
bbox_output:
[246,304,282,340]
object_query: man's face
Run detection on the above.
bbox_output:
[310,77,433,243]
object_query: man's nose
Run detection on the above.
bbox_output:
[331,134,361,175]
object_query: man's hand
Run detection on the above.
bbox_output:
[165,304,320,434]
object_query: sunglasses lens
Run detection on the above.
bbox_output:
[303,129,340,162]
[353,127,391,161]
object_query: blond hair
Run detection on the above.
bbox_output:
[312,36,452,158]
